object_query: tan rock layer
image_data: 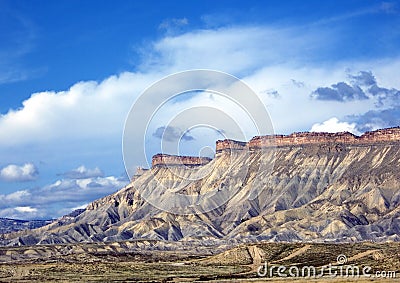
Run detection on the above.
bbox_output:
[218,126,400,152]
[152,153,212,167]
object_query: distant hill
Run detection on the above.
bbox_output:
[0,218,53,234]
[0,209,86,234]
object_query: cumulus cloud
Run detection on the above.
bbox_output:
[349,70,376,86]
[0,72,158,148]
[311,82,368,101]
[153,126,195,142]
[347,108,400,132]
[311,70,400,106]
[310,117,360,134]
[369,85,400,107]
[60,165,104,179]
[0,163,38,182]
[309,70,400,133]
[39,176,126,203]
[14,206,38,213]
[350,70,400,107]
[0,190,31,203]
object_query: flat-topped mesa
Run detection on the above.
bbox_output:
[216,139,247,153]
[216,127,400,151]
[151,127,400,168]
[360,127,400,142]
[249,131,359,149]
[152,153,212,168]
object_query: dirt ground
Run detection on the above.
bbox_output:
[0,241,399,282]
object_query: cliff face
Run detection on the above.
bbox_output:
[152,154,212,167]
[215,139,247,153]
[361,127,400,142]
[2,127,400,246]
[248,131,358,149]
[216,127,400,152]
[152,127,400,164]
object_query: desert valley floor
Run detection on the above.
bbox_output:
[0,241,399,282]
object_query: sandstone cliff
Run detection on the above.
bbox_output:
[2,127,400,246]
[217,126,400,152]
[152,154,212,167]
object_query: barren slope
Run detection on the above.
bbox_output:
[2,138,400,245]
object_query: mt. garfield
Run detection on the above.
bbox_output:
[2,127,400,246]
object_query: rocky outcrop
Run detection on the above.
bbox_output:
[153,127,400,163]
[215,139,247,153]
[249,131,358,149]
[360,127,400,142]
[152,154,212,167]
[216,127,400,151]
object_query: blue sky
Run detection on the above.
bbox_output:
[0,0,399,219]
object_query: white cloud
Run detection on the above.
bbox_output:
[0,163,38,182]
[241,65,380,134]
[0,207,44,220]
[310,117,360,134]
[14,206,37,213]
[60,165,104,179]
[3,190,31,202]
[40,175,127,202]
[141,25,333,74]
[0,72,162,147]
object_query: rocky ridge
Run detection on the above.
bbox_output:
[1,127,400,246]
[152,153,212,167]
[218,127,400,152]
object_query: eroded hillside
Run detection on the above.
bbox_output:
[1,128,400,245]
